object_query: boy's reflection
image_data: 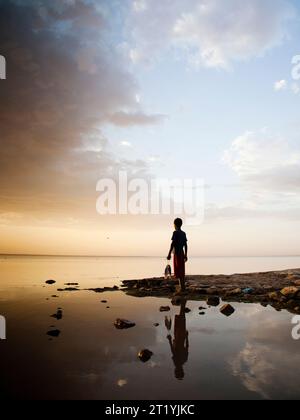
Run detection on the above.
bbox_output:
[166,299,189,380]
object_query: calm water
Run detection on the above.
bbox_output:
[1,256,300,400]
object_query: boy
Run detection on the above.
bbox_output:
[167,218,188,292]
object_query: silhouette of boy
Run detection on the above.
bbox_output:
[167,218,188,292]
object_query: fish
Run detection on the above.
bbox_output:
[164,264,172,279]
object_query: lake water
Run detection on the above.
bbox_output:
[1,255,300,400]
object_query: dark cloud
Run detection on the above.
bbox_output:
[0,0,161,219]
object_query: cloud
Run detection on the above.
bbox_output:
[133,0,147,13]
[223,130,300,192]
[230,313,300,399]
[128,0,296,68]
[230,341,300,399]
[274,79,287,91]
[204,129,300,222]
[0,0,161,222]
[105,111,166,127]
[120,141,133,148]
[291,83,300,95]
[206,203,300,222]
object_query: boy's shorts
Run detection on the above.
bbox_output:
[173,253,185,279]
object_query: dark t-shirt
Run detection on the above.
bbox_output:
[172,230,187,255]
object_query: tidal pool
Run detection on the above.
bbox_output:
[1,256,300,400]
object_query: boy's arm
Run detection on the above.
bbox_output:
[167,242,174,260]
[184,243,188,261]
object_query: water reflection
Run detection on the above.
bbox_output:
[229,310,300,400]
[166,300,189,381]
[2,255,300,399]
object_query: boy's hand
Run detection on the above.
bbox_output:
[167,254,171,260]
[184,256,188,262]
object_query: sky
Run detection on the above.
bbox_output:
[0,0,300,256]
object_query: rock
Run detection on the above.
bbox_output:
[184,308,191,313]
[45,280,56,285]
[64,283,79,286]
[263,286,274,292]
[220,304,235,317]
[271,303,282,312]
[207,296,220,307]
[207,287,219,295]
[226,288,242,296]
[114,319,136,329]
[101,300,107,303]
[294,280,300,287]
[51,295,59,298]
[47,329,60,337]
[106,306,110,309]
[287,273,300,281]
[199,312,205,315]
[138,349,153,363]
[286,300,298,309]
[199,306,207,311]
[87,286,119,293]
[268,291,282,301]
[294,307,300,313]
[159,306,171,312]
[51,309,63,320]
[154,323,159,327]
[280,286,299,299]
[195,288,208,295]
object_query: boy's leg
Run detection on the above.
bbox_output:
[180,276,185,292]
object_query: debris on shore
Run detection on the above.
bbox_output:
[114,319,136,329]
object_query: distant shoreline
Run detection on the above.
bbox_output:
[1,254,300,258]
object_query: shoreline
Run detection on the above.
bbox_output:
[120,268,300,314]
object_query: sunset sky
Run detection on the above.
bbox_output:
[1,0,300,256]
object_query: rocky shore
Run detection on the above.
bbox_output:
[121,269,300,315]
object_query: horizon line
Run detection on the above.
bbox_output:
[1,253,300,258]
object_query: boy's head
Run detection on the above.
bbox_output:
[174,218,183,230]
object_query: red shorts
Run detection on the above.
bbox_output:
[173,253,185,279]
